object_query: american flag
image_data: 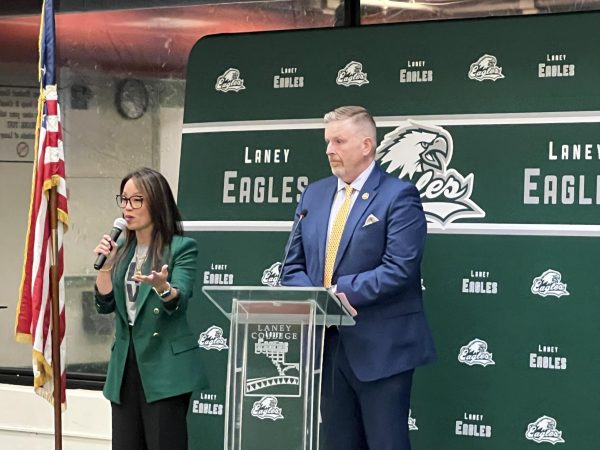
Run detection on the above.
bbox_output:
[15,0,68,408]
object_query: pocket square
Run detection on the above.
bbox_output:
[363,214,379,227]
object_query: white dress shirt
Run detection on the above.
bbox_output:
[326,160,375,241]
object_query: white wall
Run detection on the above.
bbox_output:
[0,68,187,445]
[0,384,110,449]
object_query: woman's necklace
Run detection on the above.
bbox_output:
[134,245,149,276]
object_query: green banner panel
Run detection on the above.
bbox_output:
[179,123,600,225]
[411,234,600,449]
[181,10,600,450]
[184,12,600,123]
[187,232,289,447]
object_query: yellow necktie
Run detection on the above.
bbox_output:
[324,185,353,288]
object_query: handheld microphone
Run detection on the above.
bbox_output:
[94,218,127,270]
[276,209,308,286]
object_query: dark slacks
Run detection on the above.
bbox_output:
[111,341,191,450]
[321,330,414,450]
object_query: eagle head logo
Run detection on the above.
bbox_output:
[408,409,418,431]
[198,325,229,351]
[525,415,565,444]
[251,396,284,421]
[376,121,452,181]
[215,68,246,92]
[531,269,569,298]
[376,121,485,227]
[468,54,505,81]
[336,61,369,86]
[457,338,495,367]
[261,262,281,287]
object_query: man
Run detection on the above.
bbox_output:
[281,106,436,450]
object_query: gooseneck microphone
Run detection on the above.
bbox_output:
[94,218,127,270]
[276,209,308,286]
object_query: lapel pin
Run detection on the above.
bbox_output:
[362,192,369,200]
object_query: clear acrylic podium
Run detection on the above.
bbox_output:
[202,286,355,450]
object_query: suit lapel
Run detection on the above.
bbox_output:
[333,165,382,274]
[315,177,338,280]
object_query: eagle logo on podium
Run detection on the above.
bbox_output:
[245,337,301,397]
[251,396,284,421]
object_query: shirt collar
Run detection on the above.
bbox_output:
[336,160,375,192]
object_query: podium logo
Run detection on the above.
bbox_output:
[531,269,569,298]
[336,61,369,87]
[246,326,302,397]
[198,325,229,351]
[525,415,565,445]
[376,121,485,227]
[251,396,284,421]
[468,54,505,81]
[458,338,495,367]
[408,409,418,431]
[215,68,246,92]
[261,262,281,287]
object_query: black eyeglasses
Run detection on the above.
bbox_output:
[116,194,144,209]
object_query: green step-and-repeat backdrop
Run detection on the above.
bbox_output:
[179,11,600,449]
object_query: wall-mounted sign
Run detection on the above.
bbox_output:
[0,86,37,162]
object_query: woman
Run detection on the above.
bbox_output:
[94,167,203,450]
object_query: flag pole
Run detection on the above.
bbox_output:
[49,186,63,450]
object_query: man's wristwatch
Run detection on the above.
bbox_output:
[153,282,171,299]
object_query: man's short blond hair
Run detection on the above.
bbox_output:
[324,106,377,152]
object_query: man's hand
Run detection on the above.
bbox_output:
[336,292,357,317]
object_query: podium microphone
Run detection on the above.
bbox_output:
[94,218,127,270]
[276,209,308,286]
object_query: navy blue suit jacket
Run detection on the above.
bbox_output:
[282,164,436,382]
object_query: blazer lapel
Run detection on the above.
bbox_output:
[114,241,155,320]
[113,244,135,323]
[134,257,153,314]
[333,165,382,274]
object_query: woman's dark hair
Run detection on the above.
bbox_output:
[115,167,183,271]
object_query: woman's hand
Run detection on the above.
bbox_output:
[132,264,170,291]
[93,234,118,268]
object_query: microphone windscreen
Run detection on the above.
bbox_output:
[113,217,127,230]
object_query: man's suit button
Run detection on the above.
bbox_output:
[153,308,160,315]
[152,332,160,337]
